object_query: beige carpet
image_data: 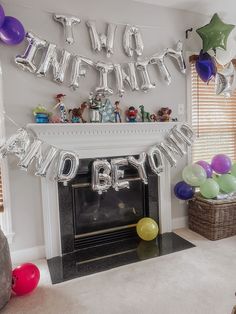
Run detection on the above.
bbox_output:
[2,229,236,314]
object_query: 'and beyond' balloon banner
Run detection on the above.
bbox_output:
[0,123,194,193]
[14,17,186,96]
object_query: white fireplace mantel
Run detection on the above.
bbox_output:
[28,122,181,259]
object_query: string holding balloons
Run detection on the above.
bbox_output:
[0,4,25,46]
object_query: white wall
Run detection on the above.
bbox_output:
[0,0,206,253]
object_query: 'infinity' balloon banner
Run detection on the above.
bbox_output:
[0,123,194,193]
[15,32,186,96]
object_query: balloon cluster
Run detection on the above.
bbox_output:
[12,263,40,296]
[0,5,25,46]
[174,154,236,200]
[195,13,236,98]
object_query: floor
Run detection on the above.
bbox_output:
[2,228,236,314]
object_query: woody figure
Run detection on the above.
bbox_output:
[53,94,68,123]
[114,101,122,123]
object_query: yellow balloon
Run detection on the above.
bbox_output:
[136,218,159,241]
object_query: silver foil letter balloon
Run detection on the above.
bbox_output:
[128,152,148,184]
[136,59,156,92]
[70,56,95,90]
[15,32,47,73]
[0,128,31,159]
[114,62,139,96]
[111,158,129,191]
[123,25,144,57]
[35,146,59,177]
[157,143,177,168]
[149,50,171,85]
[18,139,43,171]
[54,150,80,182]
[166,41,186,74]
[92,159,112,194]
[95,62,114,96]
[147,146,164,176]
[86,20,117,57]
[36,43,71,83]
[54,14,81,45]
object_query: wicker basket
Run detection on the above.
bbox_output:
[188,195,236,240]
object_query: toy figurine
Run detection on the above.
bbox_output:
[33,105,50,123]
[126,106,138,122]
[100,98,115,123]
[158,107,172,122]
[139,105,151,122]
[53,94,68,123]
[68,102,88,123]
[150,114,158,122]
[114,101,122,123]
[89,93,105,123]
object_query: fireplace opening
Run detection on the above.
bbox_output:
[58,157,159,253]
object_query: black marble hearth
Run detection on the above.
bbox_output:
[47,233,195,284]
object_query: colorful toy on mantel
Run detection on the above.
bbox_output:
[68,102,88,123]
[139,105,151,122]
[33,105,50,123]
[53,94,68,123]
[126,106,138,122]
[114,101,122,123]
[157,107,172,122]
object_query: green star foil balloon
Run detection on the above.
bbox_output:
[196,13,235,52]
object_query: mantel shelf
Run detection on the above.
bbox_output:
[27,122,182,159]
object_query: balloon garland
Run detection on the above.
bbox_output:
[0,123,194,187]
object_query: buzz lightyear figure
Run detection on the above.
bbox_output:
[89,93,105,123]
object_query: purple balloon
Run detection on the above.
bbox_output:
[174,181,194,200]
[196,160,213,178]
[195,50,216,82]
[0,16,25,45]
[211,154,232,174]
[0,5,5,28]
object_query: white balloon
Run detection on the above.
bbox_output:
[214,37,236,66]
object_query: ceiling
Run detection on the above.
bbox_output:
[133,0,236,22]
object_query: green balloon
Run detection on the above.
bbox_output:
[231,163,236,177]
[196,13,235,52]
[182,164,207,187]
[218,174,236,193]
[200,178,220,199]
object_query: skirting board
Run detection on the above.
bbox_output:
[10,245,45,265]
[172,216,188,230]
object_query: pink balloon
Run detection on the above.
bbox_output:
[12,263,40,296]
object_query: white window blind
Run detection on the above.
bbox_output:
[190,57,236,163]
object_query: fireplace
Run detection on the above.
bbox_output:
[28,123,194,283]
[58,157,159,254]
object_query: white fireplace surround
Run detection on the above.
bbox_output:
[28,122,181,259]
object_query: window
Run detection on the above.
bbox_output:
[190,56,236,163]
[0,170,3,212]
